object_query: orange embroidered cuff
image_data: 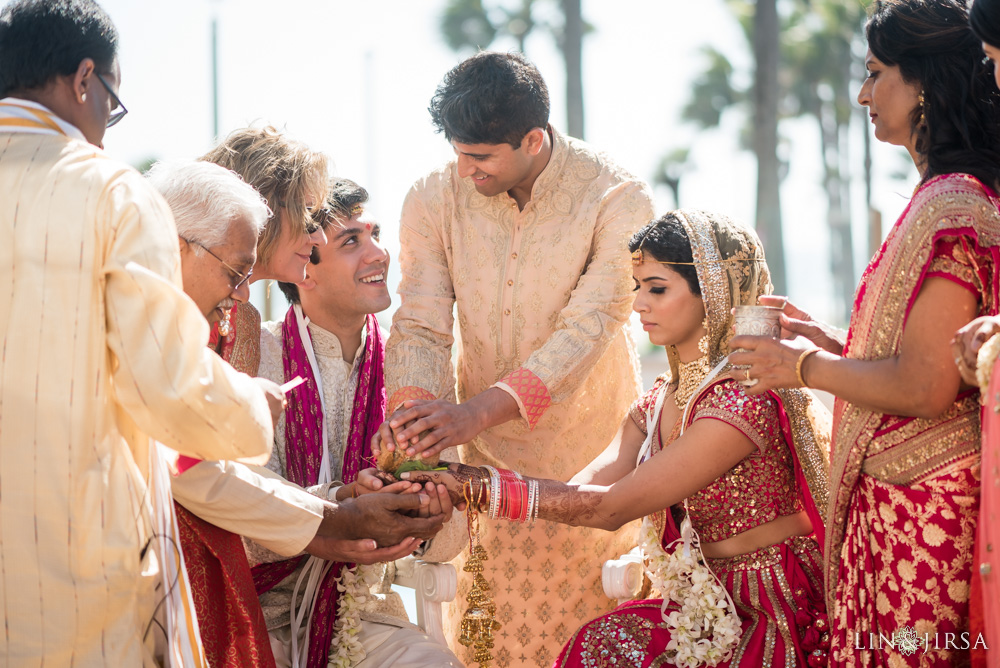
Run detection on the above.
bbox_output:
[495,367,552,430]
[387,386,437,414]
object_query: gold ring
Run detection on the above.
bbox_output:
[745,367,752,382]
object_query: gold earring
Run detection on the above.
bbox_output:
[217,309,232,337]
[697,317,710,356]
[918,90,926,126]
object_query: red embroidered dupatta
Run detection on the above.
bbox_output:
[175,302,276,668]
[828,174,1000,666]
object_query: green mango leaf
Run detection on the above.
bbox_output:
[393,460,436,477]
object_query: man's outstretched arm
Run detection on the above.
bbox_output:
[172,459,448,562]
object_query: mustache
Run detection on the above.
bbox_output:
[216,298,236,311]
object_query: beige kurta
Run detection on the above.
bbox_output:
[170,459,326,557]
[385,127,654,667]
[0,122,273,665]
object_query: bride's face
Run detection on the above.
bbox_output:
[632,261,707,357]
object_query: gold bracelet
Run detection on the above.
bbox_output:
[796,348,820,388]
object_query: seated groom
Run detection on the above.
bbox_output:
[153,162,449,667]
[248,178,464,668]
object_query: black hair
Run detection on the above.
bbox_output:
[970,0,1000,47]
[0,0,118,98]
[628,213,701,296]
[278,178,370,305]
[867,0,1000,188]
[428,51,550,148]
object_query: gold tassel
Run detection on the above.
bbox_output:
[459,482,501,666]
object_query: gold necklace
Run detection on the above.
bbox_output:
[674,355,711,410]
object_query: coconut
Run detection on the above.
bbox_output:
[375,433,440,477]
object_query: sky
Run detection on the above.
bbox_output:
[96,0,915,335]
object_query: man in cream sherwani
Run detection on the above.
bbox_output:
[0,1,281,664]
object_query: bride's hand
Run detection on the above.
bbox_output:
[399,462,477,510]
[759,295,845,355]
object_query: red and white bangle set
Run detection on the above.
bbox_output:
[474,465,539,523]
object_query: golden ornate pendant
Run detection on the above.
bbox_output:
[674,355,711,409]
[458,483,501,666]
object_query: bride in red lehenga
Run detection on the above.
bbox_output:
[407,210,833,667]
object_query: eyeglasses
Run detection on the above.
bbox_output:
[182,238,253,290]
[95,72,128,128]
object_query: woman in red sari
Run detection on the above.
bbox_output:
[404,210,832,667]
[730,1,1000,665]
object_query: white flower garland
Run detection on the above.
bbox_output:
[327,563,381,668]
[640,514,741,667]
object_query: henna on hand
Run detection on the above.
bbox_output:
[406,465,613,529]
[443,462,481,486]
[534,479,606,527]
[403,462,482,508]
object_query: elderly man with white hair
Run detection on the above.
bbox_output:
[149,160,266,335]
[148,160,446,667]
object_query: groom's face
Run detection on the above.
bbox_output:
[304,209,391,320]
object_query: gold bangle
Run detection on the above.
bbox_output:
[796,348,820,388]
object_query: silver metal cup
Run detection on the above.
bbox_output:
[732,305,782,339]
[732,305,782,386]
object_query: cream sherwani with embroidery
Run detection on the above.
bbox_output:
[385,127,654,667]
[0,100,273,666]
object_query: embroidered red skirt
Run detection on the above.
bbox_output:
[553,535,826,667]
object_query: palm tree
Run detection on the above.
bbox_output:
[753,0,786,294]
[683,0,867,316]
[654,147,692,208]
[681,1,787,294]
[783,1,867,321]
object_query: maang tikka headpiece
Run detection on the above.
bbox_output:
[631,227,766,268]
